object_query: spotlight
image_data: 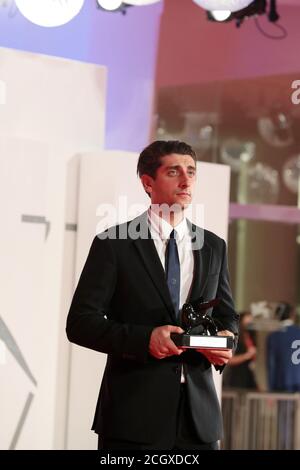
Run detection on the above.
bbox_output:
[96,0,125,12]
[210,10,231,21]
[125,0,161,4]
[207,0,269,27]
[15,0,85,27]
[95,0,281,32]
[96,0,160,13]
[192,1,254,12]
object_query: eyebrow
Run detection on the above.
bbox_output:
[165,165,196,171]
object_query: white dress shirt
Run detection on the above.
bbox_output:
[148,208,195,382]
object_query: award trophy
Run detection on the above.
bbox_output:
[171,297,234,349]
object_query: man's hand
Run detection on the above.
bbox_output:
[149,325,184,359]
[196,330,234,366]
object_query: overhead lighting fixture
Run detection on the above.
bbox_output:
[125,0,161,5]
[192,0,254,12]
[96,0,124,11]
[96,0,160,12]
[210,10,231,21]
[95,0,281,33]
[15,0,85,27]
[207,0,270,27]
[193,0,280,29]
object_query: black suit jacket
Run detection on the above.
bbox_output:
[66,212,239,445]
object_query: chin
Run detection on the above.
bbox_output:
[176,197,191,208]
[172,201,189,211]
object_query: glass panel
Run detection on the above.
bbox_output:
[154,75,299,206]
[228,219,299,310]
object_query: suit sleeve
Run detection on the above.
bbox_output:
[212,239,239,373]
[212,239,239,336]
[66,235,153,363]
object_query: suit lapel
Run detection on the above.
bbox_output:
[187,222,212,303]
[132,213,176,322]
[131,215,212,322]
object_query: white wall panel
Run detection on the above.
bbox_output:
[0,138,48,449]
[0,48,106,449]
[0,47,106,151]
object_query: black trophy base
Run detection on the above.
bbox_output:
[171,333,234,350]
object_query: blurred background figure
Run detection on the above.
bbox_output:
[223,311,257,390]
[267,302,300,392]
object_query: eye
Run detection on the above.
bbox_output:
[168,169,177,176]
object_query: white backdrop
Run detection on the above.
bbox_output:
[67,151,231,449]
[0,48,106,450]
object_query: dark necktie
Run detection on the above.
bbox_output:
[165,229,180,317]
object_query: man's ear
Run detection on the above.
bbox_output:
[140,174,153,195]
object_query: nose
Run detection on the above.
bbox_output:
[179,172,190,188]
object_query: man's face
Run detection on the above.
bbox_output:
[142,153,196,209]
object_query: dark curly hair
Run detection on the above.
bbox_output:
[137,140,196,179]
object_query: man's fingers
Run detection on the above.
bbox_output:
[217,330,234,337]
[167,325,184,334]
[209,350,232,359]
[197,348,232,358]
[196,348,232,365]
[167,325,184,355]
[149,325,186,359]
[160,342,184,357]
[160,348,169,354]
[167,340,182,356]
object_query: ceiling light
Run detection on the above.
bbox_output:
[95,0,280,32]
[192,0,254,12]
[96,0,123,11]
[15,0,85,27]
[125,0,161,5]
[207,0,270,27]
[210,10,231,21]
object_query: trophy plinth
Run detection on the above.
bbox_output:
[170,298,234,350]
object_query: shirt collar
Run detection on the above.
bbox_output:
[147,207,188,241]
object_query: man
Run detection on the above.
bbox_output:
[267,302,300,392]
[66,140,239,450]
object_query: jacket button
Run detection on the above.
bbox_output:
[173,365,180,374]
